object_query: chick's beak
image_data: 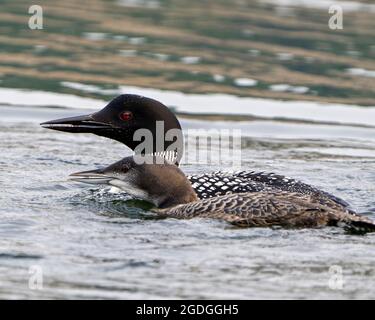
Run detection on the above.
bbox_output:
[69,169,113,185]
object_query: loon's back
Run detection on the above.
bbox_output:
[188,171,351,210]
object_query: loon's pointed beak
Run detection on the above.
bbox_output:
[69,169,113,185]
[40,114,112,133]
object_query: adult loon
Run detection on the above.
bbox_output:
[41,94,351,210]
[69,155,375,231]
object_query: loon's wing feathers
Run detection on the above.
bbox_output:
[156,191,373,229]
[158,191,323,222]
[187,170,351,210]
[233,171,352,208]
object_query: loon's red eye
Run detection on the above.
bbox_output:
[120,111,133,121]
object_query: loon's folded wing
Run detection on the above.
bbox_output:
[187,171,352,211]
[157,191,374,230]
[157,192,326,227]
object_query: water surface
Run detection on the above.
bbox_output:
[0,103,374,299]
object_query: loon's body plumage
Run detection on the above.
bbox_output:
[187,170,350,209]
[156,191,369,229]
[41,94,352,212]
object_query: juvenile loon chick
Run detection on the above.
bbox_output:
[42,94,351,210]
[69,156,375,231]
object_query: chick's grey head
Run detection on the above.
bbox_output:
[70,155,198,208]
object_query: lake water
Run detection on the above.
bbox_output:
[0,96,374,299]
[1,0,375,300]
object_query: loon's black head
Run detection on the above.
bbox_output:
[41,94,183,163]
[69,155,198,208]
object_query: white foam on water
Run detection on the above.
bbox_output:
[117,0,160,9]
[270,84,309,94]
[82,32,108,41]
[276,52,294,61]
[0,87,105,109]
[180,56,201,64]
[149,53,169,61]
[61,81,120,95]
[234,78,258,87]
[1,85,375,127]
[347,68,375,78]
[117,85,375,127]
[248,49,260,57]
[213,74,226,82]
[118,49,138,57]
[261,0,375,12]
[128,37,146,45]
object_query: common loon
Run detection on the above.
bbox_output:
[69,155,375,231]
[41,94,351,210]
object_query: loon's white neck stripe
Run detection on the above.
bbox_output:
[133,151,178,163]
[149,150,179,163]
